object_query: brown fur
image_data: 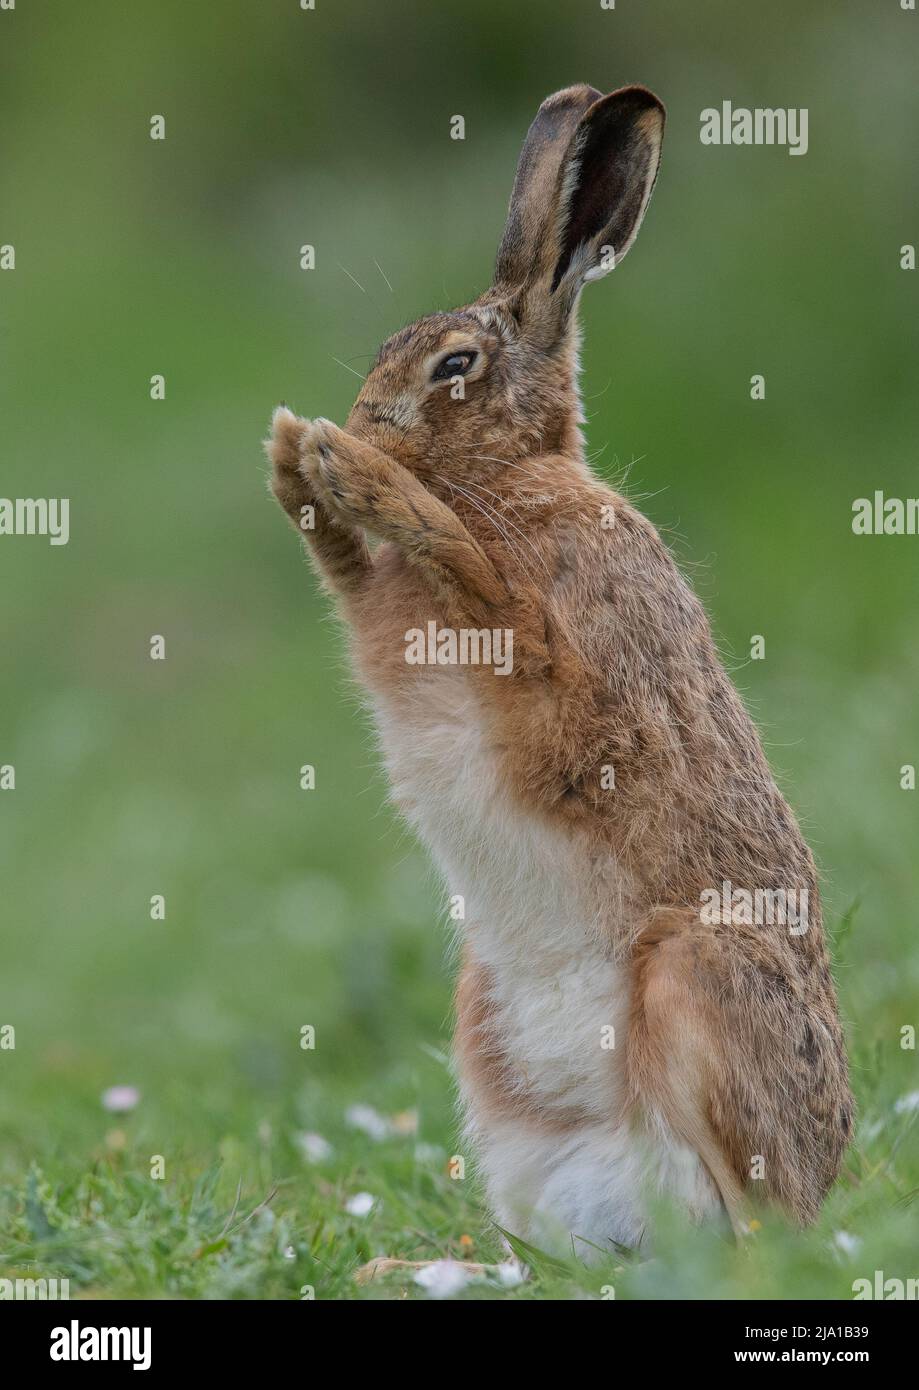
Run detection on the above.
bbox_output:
[454,950,598,1135]
[267,84,852,1232]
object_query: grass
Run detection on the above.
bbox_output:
[2,1040,917,1299]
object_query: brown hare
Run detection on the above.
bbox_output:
[268,84,852,1264]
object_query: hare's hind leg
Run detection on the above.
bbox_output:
[629,910,749,1236]
[629,909,851,1232]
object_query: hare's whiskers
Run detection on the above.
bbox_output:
[456,476,552,581]
[337,263,368,295]
[462,452,534,477]
[330,356,367,381]
[436,475,528,575]
[337,261,388,325]
[437,475,516,552]
[373,258,394,294]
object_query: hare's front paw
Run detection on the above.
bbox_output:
[302,417,386,528]
[267,405,316,529]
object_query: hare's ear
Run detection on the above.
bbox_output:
[495,85,604,291]
[495,85,665,347]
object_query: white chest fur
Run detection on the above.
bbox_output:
[369,670,719,1254]
[371,672,632,1117]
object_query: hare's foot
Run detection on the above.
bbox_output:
[304,417,403,531]
[267,405,314,529]
[266,406,371,596]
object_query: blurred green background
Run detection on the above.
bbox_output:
[0,0,917,1297]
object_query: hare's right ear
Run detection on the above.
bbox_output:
[494,85,665,347]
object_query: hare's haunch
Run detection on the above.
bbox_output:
[268,84,852,1257]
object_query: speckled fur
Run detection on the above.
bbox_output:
[267,84,852,1252]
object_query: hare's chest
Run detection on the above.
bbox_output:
[370,674,632,1114]
[370,672,507,863]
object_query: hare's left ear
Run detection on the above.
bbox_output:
[496,85,665,346]
[551,86,664,291]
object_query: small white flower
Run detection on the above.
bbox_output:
[283,1245,296,1261]
[345,1104,389,1141]
[101,1085,140,1113]
[894,1090,919,1115]
[414,1260,474,1298]
[832,1230,861,1257]
[297,1131,333,1162]
[494,1259,525,1287]
[345,1192,377,1217]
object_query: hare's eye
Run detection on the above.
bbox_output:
[431,350,477,382]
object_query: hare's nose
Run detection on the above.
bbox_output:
[355,401,400,429]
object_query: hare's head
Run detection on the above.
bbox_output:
[346,84,664,489]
